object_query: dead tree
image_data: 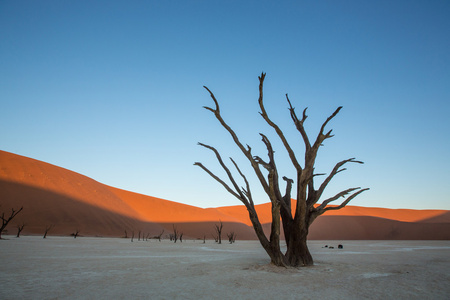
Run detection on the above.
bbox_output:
[43,224,54,239]
[227,232,236,244]
[0,206,23,239]
[131,230,135,242]
[16,223,25,237]
[214,220,223,244]
[153,229,164,241]
[157,229,164,241]
[195,73,369,267]
[71,229,80,238]
[172,224,179,243]
[212,233,218,243]
[124,230,128,238]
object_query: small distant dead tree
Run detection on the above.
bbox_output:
[16,223,25,238]
[154,229,164,242]
[124,230,128,238]
[0,206,23,239]
[212,234,217,242]
[195,73,369,267]
[138,230,141,241]
[179,232,184,243]
[43,224,54,239]
[214,220,223,244]
[172,224,179,243]
[203,235,206,244]
[227,232,236,244]
[131,230,135,242]
[71,229,80,238]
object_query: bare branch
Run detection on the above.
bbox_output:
[253,155,270,170]
[260,133,275,167]
[203,86,220,113]
[286,94,311,151]
[312,158,364,206]
[0,207,23,223]
[0,207,23,239]
[230,157,254,207]
[313,173,326,177]
[258,74,302,171]
[194,162,242,201]
[322,188,370,213]
[197,142,245,198]
[202,86,269,193]
[316,187,362,211]
[312,106,342,151]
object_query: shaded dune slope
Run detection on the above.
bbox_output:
[1,150,448,239]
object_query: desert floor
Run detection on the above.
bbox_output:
[0,236,449,299]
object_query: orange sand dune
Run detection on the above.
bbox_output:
[0,150,138,220]
[0,150,448,239]
[321,205,448,223]
[216,201,449,225]
[109,187,245,223]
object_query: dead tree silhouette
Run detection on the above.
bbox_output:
[43,224,54,239]
[16,223,25,237]
[152,229,164,242]
[71,229,80,238]
[214,220,223,244]
[172,224,179,243]
[195,73,369,267]
[0,206,23,239]
[227,232,236,244]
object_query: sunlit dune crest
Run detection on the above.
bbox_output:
[0,150,448,239]
[0,150,138,219]
[108,187,244,223]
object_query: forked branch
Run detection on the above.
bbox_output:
[230,157,254,207]
[194,161,242,201]
[202,85,270,194]
[258,73,302,172]
[322,188,370,213]
[286,94,311,152]
[196,143,244,200]
[311,158,364,207]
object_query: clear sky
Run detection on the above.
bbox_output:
[1,1,449,210]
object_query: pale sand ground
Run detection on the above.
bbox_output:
[0,237,449,299]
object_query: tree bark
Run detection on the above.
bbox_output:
[285,225,313,266]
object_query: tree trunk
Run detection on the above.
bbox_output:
[268,248,287,267]
[285,228,313,267]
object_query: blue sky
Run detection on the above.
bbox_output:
[1,0,449,210]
